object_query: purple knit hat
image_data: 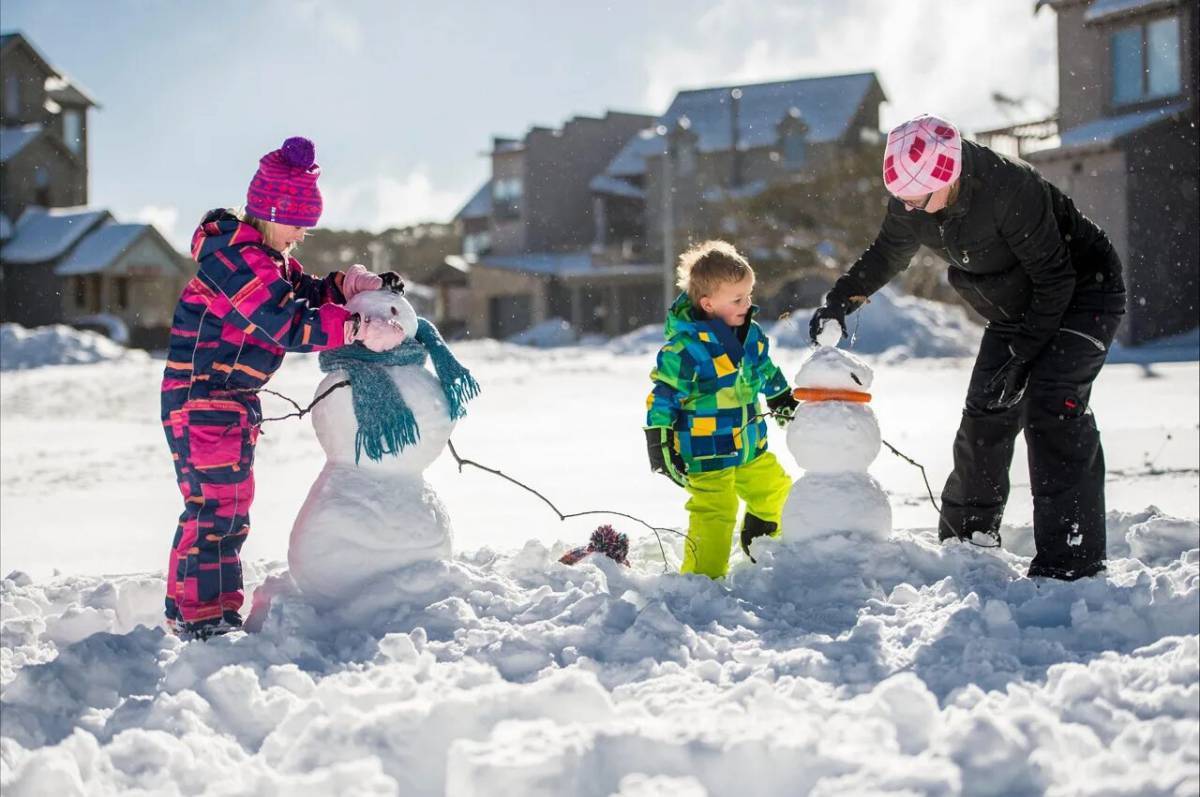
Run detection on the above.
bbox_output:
[245,137,324,227]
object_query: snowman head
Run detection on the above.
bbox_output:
[794,345,875,393]
[346,290,419,340]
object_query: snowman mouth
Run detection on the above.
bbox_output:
[793,387,873,403]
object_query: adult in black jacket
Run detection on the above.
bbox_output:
[810,114,1125,580]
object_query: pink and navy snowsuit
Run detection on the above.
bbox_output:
[161,209,351,629]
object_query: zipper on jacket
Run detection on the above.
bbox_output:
[942,222,1010,319]
[1061,327,1107,352]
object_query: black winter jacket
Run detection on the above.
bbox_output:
[828,140,1125,361]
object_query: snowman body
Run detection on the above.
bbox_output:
[780,335,892,541]
[288,291,454,606]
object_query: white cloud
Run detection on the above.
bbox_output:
[290,1,364,52]
[640,0,1058,133]
[134,205,182,246]
[319,165,469,232]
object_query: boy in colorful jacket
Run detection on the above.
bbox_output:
[645,240,798,578]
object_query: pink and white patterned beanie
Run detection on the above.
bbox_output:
[881,114,962,196]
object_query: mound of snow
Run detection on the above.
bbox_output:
[770,286,982,358]
[1108,326,1200,364]
[1,506,1196,795]
[0,323,147,371]
[508,319,578,348]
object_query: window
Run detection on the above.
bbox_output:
[3,74,18,118]
[463,231,491,257]
[782,132,808,168]
[492,177,522,221]
[114,276,130,310]
[1111,15,1181,105]
[63,109,82,154]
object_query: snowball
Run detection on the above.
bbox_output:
[787,401,881,472]
[794,345,875,392]
[815,318,844,348]
[346,290,419,340]
[781,472,892,541]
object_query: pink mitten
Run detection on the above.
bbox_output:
[341,263,384,301]
[344,315,407,352]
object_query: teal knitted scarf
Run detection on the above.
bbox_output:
[318,318,480,463]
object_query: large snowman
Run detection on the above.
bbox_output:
[287,289,477,607]
[780,322,892,541]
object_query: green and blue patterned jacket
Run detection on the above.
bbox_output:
[645,293,791,474]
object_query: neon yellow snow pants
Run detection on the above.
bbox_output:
[680,451,792,578]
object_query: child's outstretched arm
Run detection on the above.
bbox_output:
[758,335,797,426]
[284,259,346,306]
[197,244,350,352]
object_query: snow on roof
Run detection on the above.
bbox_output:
[54,223,149,276]
[479,251,660,279]
[0,124,43,163]
[454,180,493,221]
[0,207,110,264]
[1084,0,1178,23]
[604,72,880,179]
[1055,101,1190,151]
[45,76,100,108]
[0,214,12,242]
[588,173,646,199]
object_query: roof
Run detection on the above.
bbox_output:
[1035,101,1191,157]
[455,180,492,221]
[1084,0,1180,23]
[0,207,111,264]
[45,76,100,108]
[478,251,661,280]
[0,31,61,79]
[603,72,883,179]
[0,124,43,163]
[54,223,152,275]
[588,173,645,199]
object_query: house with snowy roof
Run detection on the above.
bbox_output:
[1028,0,1197,344]
[591,72,887,266]
[446,112,661,339]
[1,31,187,346]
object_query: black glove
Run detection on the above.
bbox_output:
[379,271,406,294]
[986,350,1031,410]
[765,390,799,427]
[808,296,851,344]
[645,427,688,487]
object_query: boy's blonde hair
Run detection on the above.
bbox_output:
[676,240,754,303]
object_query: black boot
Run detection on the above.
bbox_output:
[740,513,778,563]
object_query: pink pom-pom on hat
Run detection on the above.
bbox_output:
[246,136,324,227]
[881,114,962,197]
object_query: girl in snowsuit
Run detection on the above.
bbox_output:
[810,115,1126,581]
[161,137,406,638]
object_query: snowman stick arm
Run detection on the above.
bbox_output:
[445,439,694,569]
[247,380,351,425]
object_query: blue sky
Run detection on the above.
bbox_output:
[4,1,1057,248]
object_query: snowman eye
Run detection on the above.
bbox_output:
[390,307,398,316]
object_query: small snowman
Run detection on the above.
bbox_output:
[780,321,892,541]
[287,289,480,607]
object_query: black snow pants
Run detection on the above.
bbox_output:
[939,305,1125,580]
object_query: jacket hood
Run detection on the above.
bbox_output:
[189,208,269,263]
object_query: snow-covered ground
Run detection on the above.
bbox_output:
[1,317,1197,795]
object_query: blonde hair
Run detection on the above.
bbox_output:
[234,206,295,256]
[676,240,753,303]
